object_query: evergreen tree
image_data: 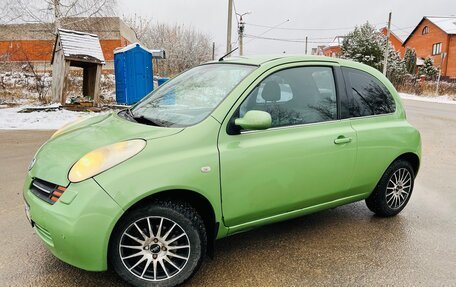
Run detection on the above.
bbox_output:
[384,42,407,84]
[341,22,383,69]
[341,22,406,84]
[418,58,438,79]
[404,48,417,75]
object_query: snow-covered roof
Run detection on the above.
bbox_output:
[114,43,166,59]
[323,36,345,50]
[58,28,105,63]
[426,16,456,34]
[114,43,150,54]
[404,16,456,44]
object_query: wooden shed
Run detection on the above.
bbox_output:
[51,29,105,105]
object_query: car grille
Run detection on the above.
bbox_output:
[30,178,66,205]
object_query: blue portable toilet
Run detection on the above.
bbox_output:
[114,43,153,105]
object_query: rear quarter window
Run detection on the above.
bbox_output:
[342,67,395,117]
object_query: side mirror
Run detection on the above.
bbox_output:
[234,110,272,130]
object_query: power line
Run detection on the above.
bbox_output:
[244,19,436,35]
[245,21,385,31]
[390,17,456,34]
[244,34,332,44]
[245,19,290,44]
[232,0,239,26]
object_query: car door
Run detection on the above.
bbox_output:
[218,63,358,228]
[340,67,400,195]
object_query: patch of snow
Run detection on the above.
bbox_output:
[399,93,456,105]
[0,104,107,130]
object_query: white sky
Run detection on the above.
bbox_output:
[119,0,455,57]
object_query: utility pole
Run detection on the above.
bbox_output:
[226,0,233,53]
[53,0,62,32]
[212,42,216,60]
[305,36,308,54]
[238,15,245,56]
[383,12,392,76]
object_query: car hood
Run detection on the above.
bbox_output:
[29,112,183,186]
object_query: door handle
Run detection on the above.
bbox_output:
[334,136,352,145]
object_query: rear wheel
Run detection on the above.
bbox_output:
[110,201,207,287]
[366,160,415,217]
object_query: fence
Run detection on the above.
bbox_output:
[393,75,456,98]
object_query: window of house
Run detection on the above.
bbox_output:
[341,67,395,117]
[239,66,337,128]
[422,26,429,35]
[432,43,442,55]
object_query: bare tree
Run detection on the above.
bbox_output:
[124,15,213,77]
[122,14,152,42]
[0,0,117,31]
[21,57,51,103]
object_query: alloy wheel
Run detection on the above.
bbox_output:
[119,216,191,282]
[386,168,412,210]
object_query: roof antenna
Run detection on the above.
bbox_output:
[219,47,239,61]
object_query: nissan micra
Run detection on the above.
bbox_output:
[24,55,421,287]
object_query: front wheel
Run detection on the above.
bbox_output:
[366,159,415,217]
[109,201,207,287]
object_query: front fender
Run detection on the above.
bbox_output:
[94,117,225,237]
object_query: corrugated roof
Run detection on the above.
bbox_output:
[426,16,456,34]
[58,28,105,63]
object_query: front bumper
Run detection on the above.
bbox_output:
[23,175,124,271]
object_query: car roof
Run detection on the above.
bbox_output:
[214,54,345,66]
[211,54,383,79]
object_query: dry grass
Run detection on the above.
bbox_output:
[0,71,115,105]
[395,77,456,99]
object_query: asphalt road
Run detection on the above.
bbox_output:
[0,99,455,286]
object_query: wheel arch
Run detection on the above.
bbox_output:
[367,151,420,198]
[109,189,219,261]
[394,152,420,176]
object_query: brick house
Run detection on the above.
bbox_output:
[380,27,405,57]
[0,17,137,71]
[322,36,345,57]
[320,29,404,58]
[402,16,456,78]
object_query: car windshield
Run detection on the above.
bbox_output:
[130,63,256,127]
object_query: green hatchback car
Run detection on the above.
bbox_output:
[24,55,421,287]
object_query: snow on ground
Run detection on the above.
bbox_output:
[0,104,107,130]
[399,93,456,105]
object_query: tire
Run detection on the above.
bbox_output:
[109,200,207,287]
[366,159,415,217]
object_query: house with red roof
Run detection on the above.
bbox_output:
[403,16,456,78]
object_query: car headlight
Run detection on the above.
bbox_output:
[68,139,146,183]
[52,117,86,139]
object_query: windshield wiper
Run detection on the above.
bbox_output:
[133,115,166,127]
[126,108,135,118]
[119,108,137,122]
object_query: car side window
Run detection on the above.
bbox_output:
[239,66,337,129]
[342,67,395,117]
